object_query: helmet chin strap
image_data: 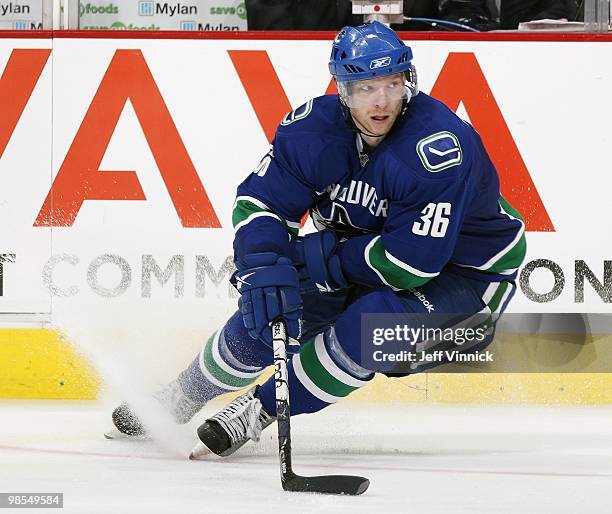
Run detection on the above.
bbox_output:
[354,124,386,140]
[353,118,387,139]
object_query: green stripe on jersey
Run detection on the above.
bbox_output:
[486,196,527,274]
[486,281,509,313]
[232,198,299,236]
[367,238,433,290]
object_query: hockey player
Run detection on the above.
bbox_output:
[110,21,526,458]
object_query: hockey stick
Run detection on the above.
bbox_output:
[272,319,370,495]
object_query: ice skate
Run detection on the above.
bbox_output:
[189,386,275,459]
[105,379,206,440]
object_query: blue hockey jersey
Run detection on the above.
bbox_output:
[232,93,526,290]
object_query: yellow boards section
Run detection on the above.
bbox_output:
[0,329,101,399]
[1,329,611,403]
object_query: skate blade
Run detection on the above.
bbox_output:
[188,441,216,460]
[104,428,152,441]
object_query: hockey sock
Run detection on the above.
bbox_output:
[258,327,373,416]
[178,323,265,403]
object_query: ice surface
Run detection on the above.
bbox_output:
[2,401,611,513]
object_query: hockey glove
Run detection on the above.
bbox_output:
[290,229,348,294]
[232,252,302,346]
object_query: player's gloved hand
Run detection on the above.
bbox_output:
[290,229,348,294]
[231,252,302,346]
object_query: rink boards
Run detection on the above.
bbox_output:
[2,327,611,404]
[0,32,611,401]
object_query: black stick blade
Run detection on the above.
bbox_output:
[282,472,370,496]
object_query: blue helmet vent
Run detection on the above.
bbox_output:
[343,64,365,74]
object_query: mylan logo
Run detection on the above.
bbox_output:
[139,1,154,15]
[180,20,196,30]
[13,20,28,30]
[1,3,30,16]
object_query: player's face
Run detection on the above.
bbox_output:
[346,73,405,138]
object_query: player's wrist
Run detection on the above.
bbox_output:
[233,224,293,265]
[336,234,381,288]
[291,230,348,293]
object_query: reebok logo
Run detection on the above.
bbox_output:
[410,288,435,312]
[369,56,391,69]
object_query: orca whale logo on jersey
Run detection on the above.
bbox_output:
[369,56,391,69]
[416,131,463,173]
[312,203,377,238]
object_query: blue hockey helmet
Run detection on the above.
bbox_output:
[329,21,413,81]
[329,21,418,109]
